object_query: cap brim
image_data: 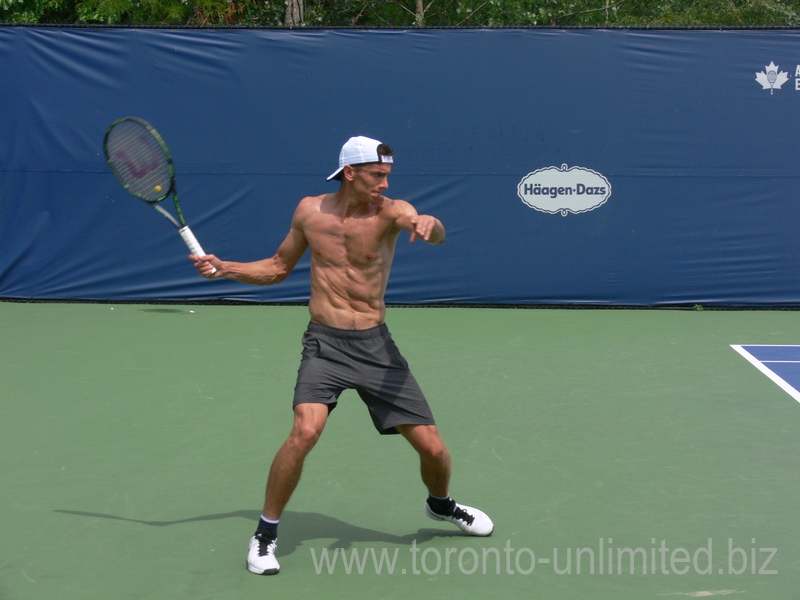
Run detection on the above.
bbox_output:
[326,167,344,181]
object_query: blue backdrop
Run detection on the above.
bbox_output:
[2,27,800,305]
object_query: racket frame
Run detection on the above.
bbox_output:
[104,116,215,271]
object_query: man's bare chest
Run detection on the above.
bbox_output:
[305,215,394,266]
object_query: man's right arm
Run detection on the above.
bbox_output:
[191,202,310,285]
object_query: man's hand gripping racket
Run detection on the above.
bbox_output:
[104,116,216,274]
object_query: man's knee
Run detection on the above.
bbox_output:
[287,403,328,450]
[421,438,449,464]
[288,422,322,447]
[402,424,449,463]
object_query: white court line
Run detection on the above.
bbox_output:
[730,345,800,404]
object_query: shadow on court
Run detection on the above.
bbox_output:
[53,509,460,555]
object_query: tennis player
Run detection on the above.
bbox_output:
[191,136,493,575]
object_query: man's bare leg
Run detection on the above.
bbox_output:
[397,422,494,537]
[396,423,451,497]
[248,403,329,575]
[263,402,330,519]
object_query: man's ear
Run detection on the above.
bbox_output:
[342,164,356,181]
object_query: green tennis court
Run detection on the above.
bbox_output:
[2,302,798,599]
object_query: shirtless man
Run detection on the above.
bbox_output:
[191,136,493,575]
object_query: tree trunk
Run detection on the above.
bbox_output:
[285,0,303,26]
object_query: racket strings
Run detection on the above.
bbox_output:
[105,120,172,201]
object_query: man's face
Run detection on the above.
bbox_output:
[350,163,391,199]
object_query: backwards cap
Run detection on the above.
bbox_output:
[326,136,393,181]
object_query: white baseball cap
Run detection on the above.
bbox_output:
[327,136,394,181]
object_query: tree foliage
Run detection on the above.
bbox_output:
[2,0,800,27]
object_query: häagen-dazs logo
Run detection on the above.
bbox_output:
[517,164,611,216]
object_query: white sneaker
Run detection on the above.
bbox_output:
[247,533,280,575]
[425,502,494,536]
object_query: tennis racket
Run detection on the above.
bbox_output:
[103,116,215,273]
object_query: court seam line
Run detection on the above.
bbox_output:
[761,360,800,363]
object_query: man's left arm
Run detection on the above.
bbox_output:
[394,201,446,245]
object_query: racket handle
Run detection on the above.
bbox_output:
[180,226,217,275]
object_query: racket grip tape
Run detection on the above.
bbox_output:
[179,226,217,275]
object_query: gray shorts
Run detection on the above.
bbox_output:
[293,322,436,435]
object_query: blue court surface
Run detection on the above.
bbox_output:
[731,345,800,403]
